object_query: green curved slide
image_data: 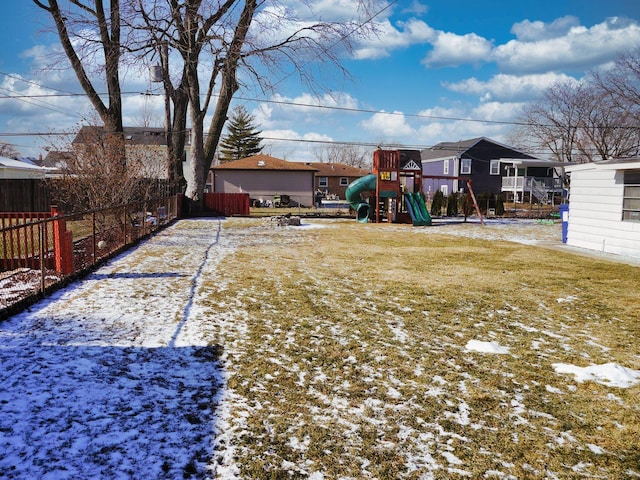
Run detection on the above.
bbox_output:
[345,174,376,223]
[404,192,432,226]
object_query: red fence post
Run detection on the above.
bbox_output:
[51,206,74,275]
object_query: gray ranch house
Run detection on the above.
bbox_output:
[420,137,565,204]
[210,154,317,207]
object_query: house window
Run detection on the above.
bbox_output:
[440,185,448,196]
[318,176,328,188]
[623,170,640,222]
[490,160,500,175]
[443,160,449,175]
[340,177,349,186]
[461,158,472,175]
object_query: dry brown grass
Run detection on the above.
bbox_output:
[199,218,639,479]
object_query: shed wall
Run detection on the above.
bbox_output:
[567,168,640,258]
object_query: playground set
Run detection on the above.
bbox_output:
[345,149,431,225]
[345,149,483,226]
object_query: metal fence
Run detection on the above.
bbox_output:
[0,196,179,319]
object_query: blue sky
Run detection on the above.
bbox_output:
[1,1,640,161]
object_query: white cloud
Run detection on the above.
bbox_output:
[401,1,428,16]
[422,31,493,67]
[493,17,640,73]
[510,16,580,42]
[260,128,334,162]
[252,103,274,128]
[416,105,466,122]
[269,92,358,113]
[471,101,526,123]
[354,18,435,60]
[360,111,415,137]
[444,72,581,102]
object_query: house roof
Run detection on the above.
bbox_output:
[306,162,370,177]
[211,154,317,171]
[73,126,180,146]
[421,137,538,161]
[41,151,74,168]
[566,157,640,172]
[500,158,573,168]
[0,156,47,171]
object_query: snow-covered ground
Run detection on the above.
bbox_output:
[1,219,236,479]
[1,218,638,479]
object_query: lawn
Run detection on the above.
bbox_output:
[1,217,638,479]
[198,218,640,479]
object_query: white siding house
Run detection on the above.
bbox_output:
[565,159,640,258]
[0,156,47,179]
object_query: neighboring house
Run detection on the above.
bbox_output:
[0,156,47,179]
[565,158,640,258]
[36,151,73,178]
[420,137,565,203]
[39,150,73,170]
[210,154,317,207]
[307,162,371,201]
[73,126,195,183]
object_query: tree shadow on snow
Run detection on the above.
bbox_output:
[0,340,224,479]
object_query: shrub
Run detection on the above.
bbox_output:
[430,190,444,216]
[446,192,458,216]
[495,194,505,216]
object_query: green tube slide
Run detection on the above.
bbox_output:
[345,173,377,223]
[404,192,432,226]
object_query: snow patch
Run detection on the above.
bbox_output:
[552,362,640,388]
[465,340,510,354]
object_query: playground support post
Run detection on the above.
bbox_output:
[466,180,485,225]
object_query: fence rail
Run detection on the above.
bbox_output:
[0,196,179,319]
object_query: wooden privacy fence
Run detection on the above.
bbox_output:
[0,179,51,212]
[204,192,250,216]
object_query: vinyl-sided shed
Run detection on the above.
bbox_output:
[565,158,640,258]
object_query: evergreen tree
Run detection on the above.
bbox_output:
[446,192,458,216]
[430,190,444,216]
[218,106,264,163]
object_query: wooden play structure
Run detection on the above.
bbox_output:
[346,149,483,225]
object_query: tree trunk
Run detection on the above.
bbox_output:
[184,112,206,216]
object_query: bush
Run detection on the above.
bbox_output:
[446,192,458,216]
[430,190,444,216]
[495,194,505,216]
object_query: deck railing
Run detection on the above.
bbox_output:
[502,176,563,191]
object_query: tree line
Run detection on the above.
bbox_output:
[513,48,640,163]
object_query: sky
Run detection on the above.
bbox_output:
[1,0,640,162]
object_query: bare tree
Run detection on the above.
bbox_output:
[514,49,640,164]
[130,0,379,214]
[0,142,20,159]
[35,0,380,214]
[33,1,124,147]
[515,81,583,163]
[574,83,640,160]
[595,47,640,123]
[313,144,373,169]
[54,126,165,212]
